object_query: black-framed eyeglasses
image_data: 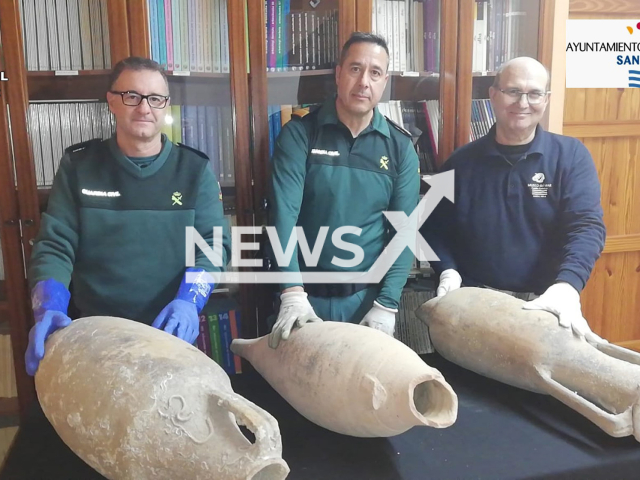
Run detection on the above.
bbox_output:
[497,88,549,105]
[109,90,170,109]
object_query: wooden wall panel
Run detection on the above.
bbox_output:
[581,252,640,343]
[564,121,640,138]
[565,1,640,345]
[581,136,640,237]
[569,0,640,17]
[565,89,640,123]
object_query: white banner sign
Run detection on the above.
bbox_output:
[566,19,640,88]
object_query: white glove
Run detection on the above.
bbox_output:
[437,269,462,297]
[522,282,605,346]
[268,291,322,349]
[359,301,397,337]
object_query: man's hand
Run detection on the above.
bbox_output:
[359,301,397,336]
[522,282,605,346]
[268,291,321,349]
[26,310,72,376]
[152,268,213,345]
[437,269,462,297]
[25,279,72,376]
[152,299,200,345]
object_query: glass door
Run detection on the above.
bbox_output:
[144,0,246,372]
[469,0,541,143]
[372,0,442,175]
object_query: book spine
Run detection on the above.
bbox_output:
[45,0,60,70]
[188,0,197,71]
[207,313,223,366]
[268,0,276,71]
[172,0,181,70]
[165,0,174,70]
[180,0,189,71]
[228,310,242,374]
[148,0,159,63]
[157,0,167,69]
[219,0,229,73]
[100,0,111,68]
[197,314,211,356]
[217,312,234,374]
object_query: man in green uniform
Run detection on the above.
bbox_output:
[268,32,420,349]
[25,57,230,375]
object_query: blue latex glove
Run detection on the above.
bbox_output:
[25,279,72,376]
[152,268,214,345]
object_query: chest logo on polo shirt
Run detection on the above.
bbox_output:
[532,173,545,183]
[379,156,389,170]
[81,189,121,198]
[311,148,340,157]
[171,191,183,206]
[528,173,552,198]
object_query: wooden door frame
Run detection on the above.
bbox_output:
[0,0,41,416]
[0,0,131,415]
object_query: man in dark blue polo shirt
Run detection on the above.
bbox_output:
[426,57,606,345]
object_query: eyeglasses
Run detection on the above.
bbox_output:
[109,90,170,109]
[497,88,549,105]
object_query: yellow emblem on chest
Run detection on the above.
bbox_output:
[172,192,183,206]
[380,156,389,170]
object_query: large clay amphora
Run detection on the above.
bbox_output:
[35,316,290,480]
[417,287,640,441]
[231,322,458,437]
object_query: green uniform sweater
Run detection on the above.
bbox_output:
[29,136,231,324]
[270,98,420,309]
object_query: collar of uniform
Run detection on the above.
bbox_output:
[108,134,173,178]
[318,97,390,138]
[481,124,547,159]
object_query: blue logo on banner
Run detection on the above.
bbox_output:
[630,70,640,88]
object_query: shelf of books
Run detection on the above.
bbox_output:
[19,0,114,202]
[265,0,442,175]
[371,0,442,175]
[196,303,244,375]
[145,0,237,215]
[265,0,341,131]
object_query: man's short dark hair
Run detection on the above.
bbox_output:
[108,56,169,91]
[339,32,390,70]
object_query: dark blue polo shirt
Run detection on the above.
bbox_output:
[424,125,606,294]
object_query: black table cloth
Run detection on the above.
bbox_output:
[2,354,639,480]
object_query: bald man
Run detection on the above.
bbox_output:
[424,57,606,344]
